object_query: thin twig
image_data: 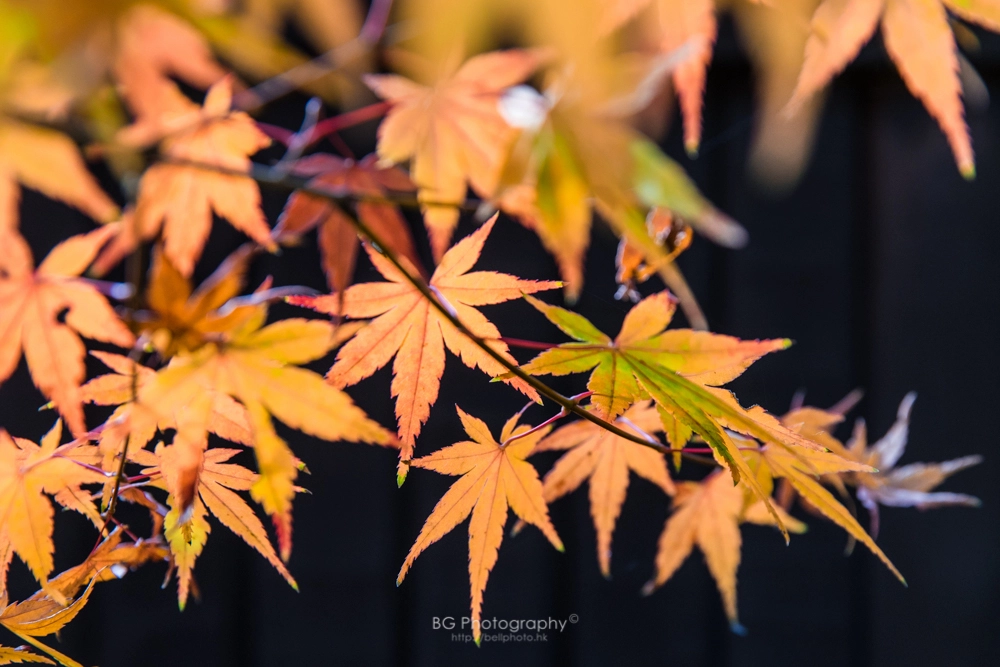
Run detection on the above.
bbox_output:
[498,337,557,351]
[501,391,592,449]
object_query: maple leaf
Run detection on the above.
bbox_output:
[275,153,423,298]
[785,0,1000,179]
[113,4,229,122]
[496,73,744,300]
[756,439,906,583]
[602,0,717,156]
[288,215,558,480]
[130,445,297,608]
[137,244,259,357]
[79,349,254,508]
[0,423,104,586]
[0,119,119,234]
[642,466,805,629]
[846,393,982,512]
[364,49,545,259]
[0,646,51,665]
[525,401,675,577]
[515,290,832,530]
[0,575,98,667]
[41,527,168,602]
[796,393,982,540]
[0,226,135,436]
[397,407,563,645]
[116,77,276,276]
[132,304,393,559]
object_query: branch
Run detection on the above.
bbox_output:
[238,164,684,456]
[155,156,719,463]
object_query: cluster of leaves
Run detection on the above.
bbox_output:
[0,0,987,662]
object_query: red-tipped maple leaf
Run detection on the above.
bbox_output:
[275,153,422,297]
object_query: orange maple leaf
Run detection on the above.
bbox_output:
[0,226,135,436]
[288,215,559,480]
[116,77,276,276]
[397,407,563,646]
[0,423,104,585]
[786,0,1000,178]
[364,49,545,259]
[527,400,675,577]
[79,350,254,509]
[0,119,119,234]
[0,571,99,666]
[275,153,422,297]
[603,0,717,155]
[132,446,297,609]
[642,466,804,629]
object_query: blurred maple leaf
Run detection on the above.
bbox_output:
[397,407,563,646]
[275,153,422,300]
[790,393,982,538]
[642,465,804,629]
[0,120,119,234]
[364,49,545,259]
[786,0,1000,179]
[0,226,134,436]
[114,77,275,276]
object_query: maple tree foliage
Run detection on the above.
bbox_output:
[0,0,987,663]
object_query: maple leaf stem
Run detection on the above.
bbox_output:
[233,0,396,111]
[500,391,593,449]
[306,101,392,148]
[497,337,557,350]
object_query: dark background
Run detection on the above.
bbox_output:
[2,18,998,667]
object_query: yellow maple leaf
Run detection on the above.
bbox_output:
[131,445,297,609]
[132,306,392,559]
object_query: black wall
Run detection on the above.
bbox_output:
[1,22,997,667]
